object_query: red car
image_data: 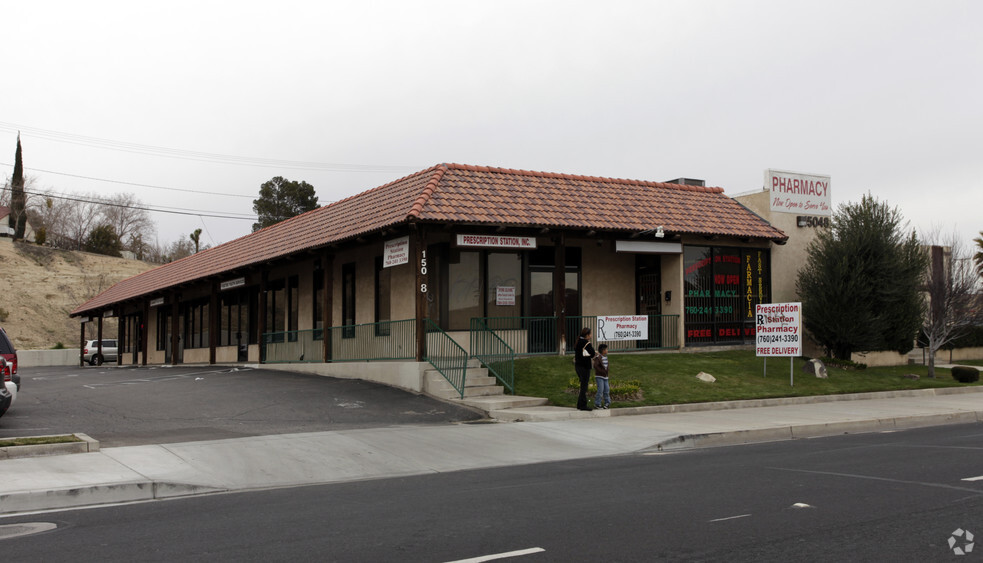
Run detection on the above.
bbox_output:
[0,327,19,392]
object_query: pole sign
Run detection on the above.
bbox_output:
[755,302,802,357]
[766,169,831,216]
[597,315,649,342]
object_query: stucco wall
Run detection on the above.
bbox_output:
[580,241,635,315]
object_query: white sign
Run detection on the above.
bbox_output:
[496,286,516,306]
[755,302,802,357]
[766,169,831,216]
[456,234,537,249]
[149,297,165,308]
[596,315,649,342]
[220,277,246,291]
[384,236,410,268]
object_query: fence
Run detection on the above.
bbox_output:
[424,319,469,398]
[472,315,680,355]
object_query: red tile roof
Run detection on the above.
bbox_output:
[72,163,786,315]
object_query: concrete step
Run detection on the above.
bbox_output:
[455,395,549,412]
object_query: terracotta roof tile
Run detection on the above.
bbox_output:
[72,163,786,315]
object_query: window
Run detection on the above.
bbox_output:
[313,269,324,340]
[221,288,250,348]
[156,308,170,351]
[266,279,286,342]
[183,299,209,349]
[342,262,356,338]
[447,250,480,330]
[287,276,299,341]
[486,252,522,318]
[683,245,771,345]
[375,257,391,335]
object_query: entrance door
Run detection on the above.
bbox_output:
[636,255,662,348]
[528,269,555,353]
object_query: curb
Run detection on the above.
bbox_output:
[649,410,983,451]
[0,434,100,460]
[0,480,227,515]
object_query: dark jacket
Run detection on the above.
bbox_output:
[592,354,609,378]
[574,337,595,368]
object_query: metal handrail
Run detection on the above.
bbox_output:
[470,318,515,394]
[424,318,469,398]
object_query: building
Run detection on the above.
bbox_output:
[71,163,807,389]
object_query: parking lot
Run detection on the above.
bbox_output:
[0,365,484,447]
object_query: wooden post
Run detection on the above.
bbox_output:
[170,292,180,364]
[322,251,334,363]
[97,315,104,361]
[209,283,219,364]
[79,320,86,367]
[142,300,150,366]
[258,272,268,363]
[555,233,567,355]
[414,228,428,362]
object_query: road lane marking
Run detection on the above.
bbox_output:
[445,547,545,562]
[709,514,751,522]
[961,475,983,481]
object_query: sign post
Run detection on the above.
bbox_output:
[755,302,802,386]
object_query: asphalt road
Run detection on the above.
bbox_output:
[2,423,982,561]
[0,365,484,446]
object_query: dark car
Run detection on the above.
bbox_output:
[0,327,17,392]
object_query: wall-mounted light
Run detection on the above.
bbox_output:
[655,226,665,238]
[664,290,671,302]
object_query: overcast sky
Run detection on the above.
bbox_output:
[3,1,981,252]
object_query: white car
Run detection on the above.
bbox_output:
[83,339,118,366]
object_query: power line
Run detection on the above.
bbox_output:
[0,121,420,173]
[0,161,254,199]
[0,185,257,221]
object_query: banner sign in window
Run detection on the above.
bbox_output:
[456,234,536,249]
[766,169,831,216]
[496,286,516,306]
[755,302,802,357]
[384,236,409,268]
[597,315,649,342]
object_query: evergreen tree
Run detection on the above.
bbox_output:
[797,194,928,359]
[252,176,319,232]
[10,134,27,240]
[85,224,123,257]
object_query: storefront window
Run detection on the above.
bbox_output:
[447,250,481,330]
[684,245,770,345]
[375,256,391,335]
[486,253,522,318]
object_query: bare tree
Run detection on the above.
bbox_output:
[920,230,983,378]
[99,193,155,251]
[61,192,104,251]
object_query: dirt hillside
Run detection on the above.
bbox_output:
[0,237,157,350]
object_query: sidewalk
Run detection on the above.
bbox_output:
[1,385,981,516]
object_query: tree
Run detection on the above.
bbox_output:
[9,134,28,240]
[85,223,123,257]
[99,193,155,250]
[190,228,202,253]
[974,231,983,278]
[920,232,983,378]
[252,176,318,232]
[797,194,928,360]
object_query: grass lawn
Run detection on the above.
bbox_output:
[514,350,981,408]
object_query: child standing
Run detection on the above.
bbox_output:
[592,344,610,409]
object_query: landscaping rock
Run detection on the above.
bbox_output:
[696,372,716,383]
[803,358,828,379]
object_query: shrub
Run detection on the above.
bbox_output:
[951,366,980,383]
[51,342,65,350]
[567,378,644,402]
[821,356,867,370]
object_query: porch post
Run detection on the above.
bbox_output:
[142,299,150,366]
[97,315,104,360]
[209,282,218,364]
[322,251,334,363]
[414,228,428,362]
[258,272,267,363]
[79,320,86,367]
[170,292,180,364]
[116,310,123,366]
[555,233,567,355]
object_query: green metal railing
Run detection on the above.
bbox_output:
[470,318,516,394]
[262,319,416,363]
[425,318,469,398]
[469,316,559,355]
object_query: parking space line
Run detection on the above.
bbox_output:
[445,547,545,562]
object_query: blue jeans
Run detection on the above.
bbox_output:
[594,376,610,407]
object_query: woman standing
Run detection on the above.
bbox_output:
[574,327,596,411]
